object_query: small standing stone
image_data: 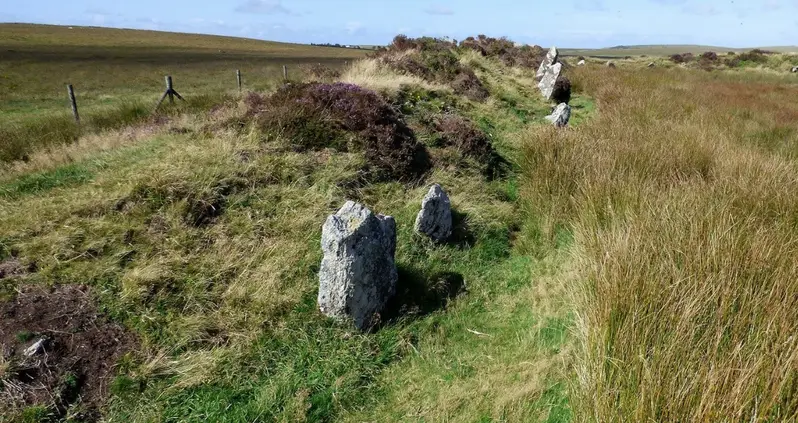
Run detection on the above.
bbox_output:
[536,46,559,80]
[538,63,563,100]
[318,201,398,330]
[545,103,572,128]
[607,61,616,68]
[415,184,453,241]
[577,59,586,66]
[648,62,656,68]
[792,66,798,73]
[23,338,47,357]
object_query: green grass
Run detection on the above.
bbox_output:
[8,24,798,423]
[0,40,590,421]
[0,23,366,162]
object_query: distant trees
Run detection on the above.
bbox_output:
[310,43,363,49]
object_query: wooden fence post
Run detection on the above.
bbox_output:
[166,76,175,103]
[155,75,185,110]
[283,65,288,81]
[236,69,242,92]
[67,84,80,124]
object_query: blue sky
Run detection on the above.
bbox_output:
[2,0,797,48]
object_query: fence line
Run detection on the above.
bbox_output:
[67,84,80,124]
[63,62,341,125]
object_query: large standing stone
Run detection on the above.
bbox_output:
[318,201,397,330]
[415,184,452,241]
[536,46,559,80]
[545,103,571,128]
[537,63,563,100]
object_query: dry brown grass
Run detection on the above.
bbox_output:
[521,67,798,421]
[339,57,448,93]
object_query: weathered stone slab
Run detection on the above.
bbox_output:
[318,201,397,330]
[545,103,571,128]
[536,46,559,80]
[537,63,563,100]
[415,184,452,241]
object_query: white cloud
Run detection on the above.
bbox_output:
[346,21,363,34]
[424,5,455,15]
[235,0,294,15]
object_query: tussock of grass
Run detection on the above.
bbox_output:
[521,66,798,421]
[339,57,448,93]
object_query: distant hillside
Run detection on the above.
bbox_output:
[561,44,798,57]
[0,23,368,59]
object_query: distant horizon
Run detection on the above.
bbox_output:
[3,0,798,49]
[3,22,797,52]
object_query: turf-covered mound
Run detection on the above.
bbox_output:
[246,82,431,182]
[374,36,490,101]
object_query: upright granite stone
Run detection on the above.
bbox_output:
[318,201,397,330]
[415,184,452,241]
[536,46,559,80]
[537,63,563,100]
[545,103,571,128]
[577,59,586,66]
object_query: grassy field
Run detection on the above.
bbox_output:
[0,24,367,162]
[561,44,798,57]
[0,31,594,422]
[2,26,798,422]
[524,66,798,421]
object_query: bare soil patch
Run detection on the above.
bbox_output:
[0,284,138,421]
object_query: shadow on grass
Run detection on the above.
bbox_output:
[448,209,477,248]
[379,266,467,327]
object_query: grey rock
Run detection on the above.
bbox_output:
[648,62,656,68]
[792,66,798,73]
[577,59,586,66]
[318,201,397,330]
[415,184,453,241]
[537,63,563,100]
[536,46,559,80]
[23,338,47,357]
[545,103,571,128]
[607,61,616,68]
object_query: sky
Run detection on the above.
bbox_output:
[1,0,798,48]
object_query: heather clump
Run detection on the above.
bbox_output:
[247,82,430,181]
[736,49,770,64]
[551,76,572,104]
[433,114,506,177]
[460,35,546,68]
[375,35,490,101]
[670,53,695,64]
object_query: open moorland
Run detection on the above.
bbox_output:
[1,26,798,422]
[562,44,798,58]
[0,23,367,162]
